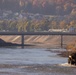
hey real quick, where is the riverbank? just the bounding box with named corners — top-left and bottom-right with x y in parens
top-left (0, 35), bottom-right (76, 48)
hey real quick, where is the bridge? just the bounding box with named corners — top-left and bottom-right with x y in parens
top-left (0, 32), bottom-right (76, 48)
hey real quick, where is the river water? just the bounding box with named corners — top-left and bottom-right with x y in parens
top-left (0, 48), bottom-right (76, 75)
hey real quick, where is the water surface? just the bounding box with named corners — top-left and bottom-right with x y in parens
top-left (0, 48), bottom-right (75, 75)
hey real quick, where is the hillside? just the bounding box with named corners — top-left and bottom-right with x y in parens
top-left (0, 0), bottom-right (76, 15)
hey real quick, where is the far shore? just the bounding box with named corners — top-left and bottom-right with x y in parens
top-left (0, 35), bottom-right (76, 48)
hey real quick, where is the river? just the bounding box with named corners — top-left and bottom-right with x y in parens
top-left (0, 48), bottom-right (76, 75)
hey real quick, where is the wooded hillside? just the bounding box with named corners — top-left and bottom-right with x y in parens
top-left (0, 0), bottom-right (76, 15)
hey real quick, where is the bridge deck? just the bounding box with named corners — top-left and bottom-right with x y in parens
top-left (0, 32), bottom-right (76, 35)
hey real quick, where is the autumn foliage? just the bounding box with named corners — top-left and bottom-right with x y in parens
top-left (0, 0), bottom-right (76, 15)
top-left (67, 41), bottom-right (76, 51)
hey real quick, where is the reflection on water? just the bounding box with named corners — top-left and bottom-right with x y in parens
top-left (0, 48), bottom-right (76, 75)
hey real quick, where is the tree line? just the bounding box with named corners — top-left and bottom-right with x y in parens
top-left (0, 19), bottom-right (76, 32)
top-left (0, 0), bottom-right (76, 15)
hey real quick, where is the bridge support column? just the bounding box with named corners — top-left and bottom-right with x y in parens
top-left (61, 35), bottom-right (63, 48)
top-left (21, 35), bottom-right (24, 48)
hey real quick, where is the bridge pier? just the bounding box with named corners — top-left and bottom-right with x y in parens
top-left (21, 35), bottom-right (24, 48)
top-left (61, 35), bottom-right (63, 48)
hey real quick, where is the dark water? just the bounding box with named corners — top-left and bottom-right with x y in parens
top-left (0, 48), bottom-right (76, 75)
